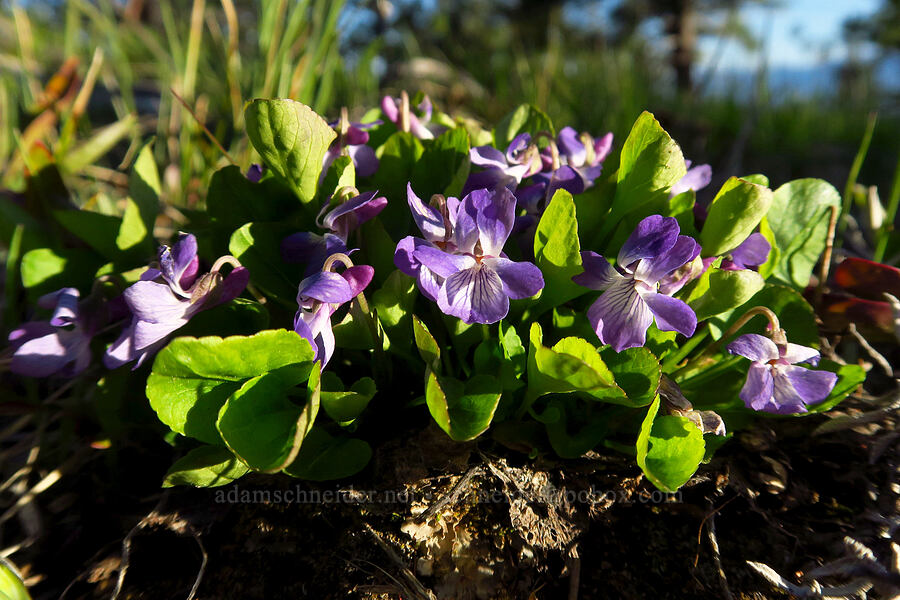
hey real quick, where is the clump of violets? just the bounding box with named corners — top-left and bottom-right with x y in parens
top-left (573, 215), bottom-right (699, 351)
top-left (104, 233), bottom-right (249, 369)
top-left (8, 288), bottom-right (98, 377)
top-left (727, 333), bottom-right (837, 414)
top-left (281, 188), bottom-right (387, 274)
top-left (323, 107), bottom-right (379, 179)
top-left (293, 254), bottom-right (373, 366)
top-left (553, 126), bottom-right (613, 188)
top-left (466, 133), bottom-right (543, 195)
top-left (395, 184), bottom-right (544, 324)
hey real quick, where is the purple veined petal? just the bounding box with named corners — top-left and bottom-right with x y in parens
top-left (10, 332), bottom-right (71, 377)
top-left (407, 183), bottom-right (446, 242)
top-left (215, 266), bottom-right (250, 306)
top-left (297, 271), bottom-right (354, 305)
top-left (315, 313), bottom-right (337, 365)
top-left (346, 125), bottom-right (369, 146)
top-left (557, 127), bottom-right (586, 167)
top-left (38, 287), bottom-right (80, 327)
top-left (414, 245), bottom-right (476, 279)
top-left (394, 235), bottom-right (424, 277)
top-left (728, 233), bottom-right (771, 269)
top-left (124, 281), bottom-right (192, 324)
top-left (617, 215), bottom-right (680, 268)
top-left (381, 96), bottom-right (399, 123)
top-left (159, 233), bottom-right (200, 294)
top-left (65, 337), bottom-right (93, 377)
top-left (586, 278), bottom-right (654, 351)
top-left (340, 265), bottom-right (374, 299)
top-left (132, 338), bottom-right (168, 370)
top-left (348, 144), bottom-right (379, 177)
top-left (417, 265), bottom-right (443, 302)
top-left (140, 267), bottom-right (162, 281)
top-left (546, 165), bottom-right (585, 199)
top-left (246, 164), bottom-right (264, 183)
top-left (780, 343), bottom-right (820, 366)
top-left (505, 133), bottom-right (532, 164)
top-left (640, 291), bottom-right (697, 337)
top-left (461, 169), bottom-right (517, 198)
top-left (8, 321), bottom-right (55, 348)
top-left (321, 191), bottom-right (387, 240)
top-left (470, 145), bottom-right (508, 169)
top-left (133, 317), bottom-right (188, 352)
top-left (438, 265), bottom-right (509, 324)
top-left (572, 251), bottom-right (622, 291)
top-left (739, 363), bottom-right (776, 411)
top-left (104, 325), bottom-right (135, 369)
top-left (670, 163), bottom-right (713, 197)
top-left (776, 366), bottom-right (838, 410)
top-left (657, 255), bottom-right (709, 296)
top-left (293, 311), bottom-right (318, 359)
top-left (594, 132), bottom-right (613, 163)
top-left (632, 235), bottom-right (701, 286)
top-left (472, 187), bottom-right (516, 257)
top-left (727, 333), bottom-right (779, 363)
top-left (577, 163), bottom-right (604, 187)
top-left (452, 194), bottom-right (480, 254)
top-left (483, 257), bottom-right (544, 299)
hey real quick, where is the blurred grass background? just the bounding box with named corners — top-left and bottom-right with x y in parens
top-left (0, 0), bottom-right (898, 253)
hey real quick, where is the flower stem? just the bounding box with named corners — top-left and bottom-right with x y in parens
top-left (671, 306), bottom-right (783, 378)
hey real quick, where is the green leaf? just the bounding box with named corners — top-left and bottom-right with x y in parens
top-left (740, 174), bottom-right (769, 187)
top-left (372, 269), bottom-right (417, 349)
top-left (318, 155), bottom-right (356, 205)
top-left (20, 246), bottom-right (101, 298)
top-left (162, 446), bottom-right (249, 488)
top-left (372, 132), bottom-right (424, 237)
top-left (283, 427), bottom-right (372, 480)
top-left (320, 377), bottom-right (376, 424)
top-left (526, 323), bottom-right (625, 403)
top-left (425, 371), bottom-right (502, 441)
top-left (766, 179), bottom-right (840, 288)
top-left (0, 559), bottom-right (31, 600)
top-left (118, 140), bottom-right (160, 255)
top-left (244, 99), bottom-right (336, 203)
top-left (700, 177), bottom-right (773, 257)
top-left (493, 103), bottom-right (554, 150)
top-left (636, 396), bottom-right (705, 492)
top-left (177, 297), bottom-right (270, 339)
top-left (207, 166), bottom-right (301, 253)
top-left (499, 320), bottom-right (526, 378)
top-left (412, 315), bottom-right (441, 371)
top-left (52, 209), bottom-right (122, 259)
top-left (216, 365), bottom-right (319, 472)
top-left (530, 189), bottom-right (584, 316)
top-left (600, 346), bottom-right (661, 407)
top-left (229, 222), bottom-right (304, 305)
top-left (689, 268), bottom-right (765, 321)
top-left (598, 111), bottom-right (686, 242)
top-left (539, 397), bottom-right (624, 459)
top-left (411, 127), bottom-right (471, 197)
top-left (146, 330), bottom-right (315, 445)
top-left (714, 284), bottom-right (818, 346)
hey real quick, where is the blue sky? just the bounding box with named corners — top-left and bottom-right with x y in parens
top-left (698, 0), bottom-right (882, 70)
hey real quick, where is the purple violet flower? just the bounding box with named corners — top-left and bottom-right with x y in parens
top-left (555, 126), bottom-right (613, 188)
top-left (281, 190), bottom-right (387, 274)
top-left (323, 111), bottom-right (380, 179)
top-left (381, 93), bottom-right (439, 140)
top-left (8, 288), bottom-right (96, 377)
top-left (727, 333), bottom-right (838, 414)
top-left (465, 133), bottom-right (543, 196)
top-left (104, 233), bottom-right (249, 369)
top-left (246, 164), bottom-right (265, 183)
top-left (721, 233), bottom-right (771, 271)
top-left (573, 215), bottom-right (700, 352)
top-left (293, 259), bottom-right (374, 365)
top-left (396, 184), bottom-right (544, 324)
top-left (670, 160), bottom-right (713, 197)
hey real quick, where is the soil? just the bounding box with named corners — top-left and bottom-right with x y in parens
top-left (2, 373), bottom-right (898, 600)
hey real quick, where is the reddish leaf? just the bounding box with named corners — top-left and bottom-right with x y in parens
top-left (833, 257), bottom-right (900, 301)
